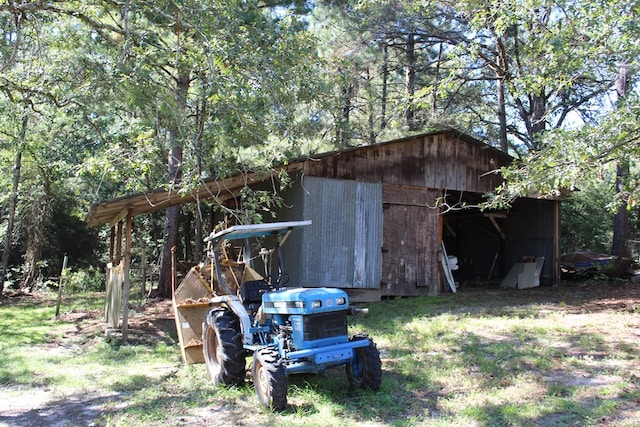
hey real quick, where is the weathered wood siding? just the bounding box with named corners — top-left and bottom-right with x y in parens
top-left (302, 132), bottom-right (509, 193)
top-left (380, 184), bottom-right (441, 296)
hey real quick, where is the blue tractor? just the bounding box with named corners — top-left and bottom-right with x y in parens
top-left (201, 221), bottom-right (382, 410)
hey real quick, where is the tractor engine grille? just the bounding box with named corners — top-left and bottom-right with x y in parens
top-left (302, 311), bottom-right (348, 341)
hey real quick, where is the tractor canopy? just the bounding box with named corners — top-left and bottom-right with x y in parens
top-left (204, 220), bottom-right (312, 251)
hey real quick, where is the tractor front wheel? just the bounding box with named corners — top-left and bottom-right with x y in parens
top-left (252, 347), bottom-right (287, 411)
top-left (203, 308), bottom-right (246, 386)
top-left (346, 334), bottom-right (382, 390)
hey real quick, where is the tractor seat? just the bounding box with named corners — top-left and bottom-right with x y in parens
top-left (240, 280), bottom-right (271, 305)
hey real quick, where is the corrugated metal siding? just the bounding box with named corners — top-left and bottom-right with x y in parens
top-left (289, 177), bottom-right (382, 289)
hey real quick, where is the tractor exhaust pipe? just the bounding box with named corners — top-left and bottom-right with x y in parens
top-left (348, 306), bottom-right (369, 315)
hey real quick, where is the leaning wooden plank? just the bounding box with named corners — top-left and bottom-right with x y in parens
top-left (104, 262), bottom-right (123, 329)
top-left (440, 242), bottom-right (457, 293)
top-left (535, 257), bottom-right (545, 277)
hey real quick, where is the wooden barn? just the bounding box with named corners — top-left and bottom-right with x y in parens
top-left (263, 129), bottom-right (559, 299)
top-left (87, 128), bottom-right (560, 300)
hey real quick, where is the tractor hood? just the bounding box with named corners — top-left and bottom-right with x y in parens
top-left (262, 287), bottom-right (349, 315)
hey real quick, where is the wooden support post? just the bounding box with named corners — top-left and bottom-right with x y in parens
top-left (109, 226), bottom-right (115, 264)
top-left (141, 245), bottom-right (146, 300)
top-left (55, 255), bottom-right (68, 318)
top-left (116, 221), bottom-right (123, 265)
top-left (437, 204), bottom-right (444, 295)
top-left (171, 245), bottom-right (177, 294)
top-left (553, 199), bottom-right (561, 286)
top-left (122, 210), bottom-right (133, 344)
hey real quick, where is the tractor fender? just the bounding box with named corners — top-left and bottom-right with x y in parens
top-left (209, 295), bottom-right (254, 346)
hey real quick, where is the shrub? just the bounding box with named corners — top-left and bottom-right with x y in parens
top-left (64, 267), bottom-right (105, 292)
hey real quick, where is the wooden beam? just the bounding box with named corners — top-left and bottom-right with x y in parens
top-left (109, 206), bottom-right (130, 228)
top-left (484, 213), bottom-right (506, 239)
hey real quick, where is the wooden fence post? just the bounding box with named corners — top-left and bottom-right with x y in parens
top-left (55, 255), bottom-right (68, 318)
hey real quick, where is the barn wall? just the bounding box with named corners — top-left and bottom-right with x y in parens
top-left (303, 132), bottom-right (510, 193)
top-left (269, 130), bottom-right (556, 295)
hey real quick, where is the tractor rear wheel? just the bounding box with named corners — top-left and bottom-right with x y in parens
top-left (203, 308), bottom-right (246, 386)
top-left (346, 334), bottom-right (382, 390)
top-left (252, 347), bottom-right (287, 411)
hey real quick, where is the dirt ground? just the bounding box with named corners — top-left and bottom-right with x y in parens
top-left (1, 281), bottom-right (639, 426)
top-left (461, 280), bottom-right (640, 314)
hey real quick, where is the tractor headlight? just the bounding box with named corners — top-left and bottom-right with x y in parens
top-left (271, 300), bottom-right (306, 309)
top-left (336, 297), bottom-right (346, 306)
top-left (311, 300), bottom-right (322, 308)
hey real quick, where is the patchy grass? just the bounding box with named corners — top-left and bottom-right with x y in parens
top-left (1, 283), bottom-right (639, 426)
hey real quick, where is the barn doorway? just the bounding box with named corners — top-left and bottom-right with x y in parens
top-left (442, 191), bottom-right (559, 288)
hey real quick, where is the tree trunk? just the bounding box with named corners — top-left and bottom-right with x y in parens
top-left (183, 209), bottom-right (192, 260)
top-left (0, 115), bottom-right (26, 294)
top-left (23, 169), bottom-right (51, 290)
top-left (432, 42), bottom-right (443, 116)
top-left (194, 201), bottom-right (203, 262)
top-left (157, 69), bottom-right (189, 298)
top-left (496, 37), bottom-right (508, 152)
top-left (404, 31), bottom-right (417, 130)
top-left (612, 161), bottom-right (629, 257)
top-left (380, 41), bottom-right (389, 130)
top-left (611, 64), bottom-right (631, 258)
top-left (366, 67), bottom-right (375, 145)
top-left (338, 72), bottom-right (354, 147)
top-left (497, 77), bottom-right (508, 152)
top-left (193, 96), bottom-right (206, 262)
top-left (529, 92), bottom-right (547, 150)
top-left (157, 157), bottom-right (183, 298)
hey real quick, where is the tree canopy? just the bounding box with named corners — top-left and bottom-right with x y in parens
top-left (1, 0), bottom-right (639, 293)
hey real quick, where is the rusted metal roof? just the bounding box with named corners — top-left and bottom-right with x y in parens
top-left (85, 163), bottom-right (304, 226)
top-left (86, 128), bottom-right (511, 227)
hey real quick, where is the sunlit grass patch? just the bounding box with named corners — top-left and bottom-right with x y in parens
top-left (2, 286), bottom-right (640, 426)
